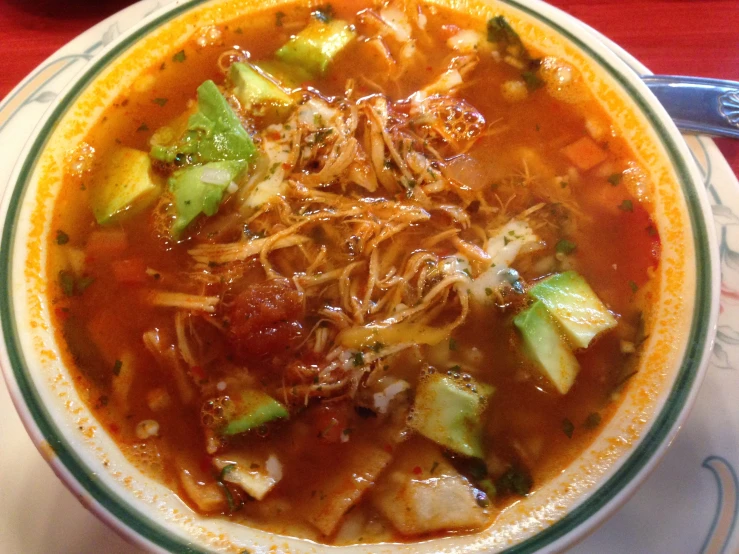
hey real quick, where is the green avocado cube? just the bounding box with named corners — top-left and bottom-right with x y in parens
top-left (230, 62), bottom-right (295, 114)
top-left (276, 19), bottom-right (356, 76)
top-left (168, 159), bottom-right (246, 238)
top-left (223, 390), bottom-right (289, 436)
top-left (409, 373), bottom-right (494, 458)
top-left (150, 80), bottom-right (256, 165)
top-left (529, 271), bottom-right (617, 349)
top-left (91, 147), bottom-right (161, 225)
top-left (514, 300), bottom-right (581, 394)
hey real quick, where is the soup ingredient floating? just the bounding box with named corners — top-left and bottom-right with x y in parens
top-left (49, 0), bottom-right (661, 545)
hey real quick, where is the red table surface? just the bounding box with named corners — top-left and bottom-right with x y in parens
top-left (1, 0), bottom-right (738, 173)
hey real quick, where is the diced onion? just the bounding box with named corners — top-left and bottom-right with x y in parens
top-left (135, 419), bottom-right (160, 439)
top-left (373, 380), bottom-right (410, 414)
top-left (265, 455), bottom-right (283, 482)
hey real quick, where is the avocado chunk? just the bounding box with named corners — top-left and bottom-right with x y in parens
top-left (275, 19), bottom-right (356, 76)
top-left (409, 372), bottom-right (494, 458)
top-left (529, 271), bottom-right (617, 349)
top-left (168, 159), bottom-right (246, 238)
top-left (91, 147), bottom-right (161, 225)
top-left (514, 300), bottom-right (580, 394)
top-left (222, 390), bottom-right (289, 436)
top-left (254, 60), bottom-right (312, 89)
top-left (229, 62), bottom-right (295, 116)
top-left (150, 80), bottom-right (256, 165)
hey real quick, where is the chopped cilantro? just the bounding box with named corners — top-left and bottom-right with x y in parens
top-left (522, 70), bottom-right (544, 90)
top-left (485, 287), bottom-right (493, 296)
top-left (562, 418), bottom-right (574, 438)
top-left (172, 50), bottom-right (186, 63)
top-left (113, 360), bottom-right (123, 376)
top-left (449, 338), bottom-right (458, 351)
top-left (76, 276), bottom-right (95, 293)
top-left (275, 11), bottom-right (286, 26)
top-left (607, 172), bottom-right (623, 186)
top-left (619, 199), bottom-right (634, 212)
top-left (59, 270), bottom-right (75, 297)
top-left (371, 342), bottom-right (384, 353)
top-left (555, 239), bottom-right (577, 255)
top-left (584, 412), bottom-right (602, 429)
top-left (353, 352), bottom-right (364, 367)
top-left (137, 123), bottom-right (149, 132)
top-left (219, 463), bottom-right (237, 480)
top-left (59, 271), bottom-right (94, 297)
top-left (487, 15), bottom-right (521, 47)
top-left (152, 97), bottom-right (168, 107)
top-left (496, 466), bottom-right (532, 497)
top-left (628, 280), bottom-right (638, 293)
top-left (55, 230), bottom-right (70, 245)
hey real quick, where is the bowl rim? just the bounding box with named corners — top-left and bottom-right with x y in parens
top-left (0, 0), bottom-right (720, 552)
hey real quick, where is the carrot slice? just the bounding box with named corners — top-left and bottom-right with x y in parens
top-left (86, 229), bottom-right (129, 259)
top-left (111, 258), bottom-right (147, 284)
top-left (561, 136), bottom-right (608, 170)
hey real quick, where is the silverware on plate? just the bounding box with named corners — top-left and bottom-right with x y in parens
top-left (644, 75), bottom-right (739, 139)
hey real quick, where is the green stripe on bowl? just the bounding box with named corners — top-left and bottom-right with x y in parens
top-left (0, 0), bottom-right (717, 552)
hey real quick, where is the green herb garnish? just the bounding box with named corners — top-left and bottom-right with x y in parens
top-left (619, 199), bottom-right (634, 212)
top-left (562, 418), bottom-right (574, 438)
top-left (522, 70), bottom-right (544, 90)
top-left (55, 230), bottom-right (70, 245)
top-left (584, 412), bottom-right (602, 429)
top-left (607, 172), bottom-right (622, 186)
top-left (555, 239), bottom-right (577, 255)
top-left (219, 463), bottom-right (238, 480)
top-left (496, 466), bottom-right (532, 496)
top-left (59, 270), bottom-right (75, 297)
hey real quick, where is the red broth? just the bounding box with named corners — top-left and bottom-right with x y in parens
top-left (48, 0), bottom-right (660, 544)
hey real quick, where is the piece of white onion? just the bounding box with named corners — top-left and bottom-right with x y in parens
top-left (200, 167), bottom-right (232, 186)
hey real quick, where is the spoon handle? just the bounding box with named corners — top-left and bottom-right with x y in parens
top-left (642, 74), bottom-right (739, 139)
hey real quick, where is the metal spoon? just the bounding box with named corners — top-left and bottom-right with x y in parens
top-left (643, 75), bottom-right (739, 139)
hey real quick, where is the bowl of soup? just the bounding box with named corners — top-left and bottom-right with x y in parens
top-left (0, 0), bottom-right (719, 551)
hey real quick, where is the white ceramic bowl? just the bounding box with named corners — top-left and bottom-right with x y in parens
top-left (0, 0), bottom-right (720, 552)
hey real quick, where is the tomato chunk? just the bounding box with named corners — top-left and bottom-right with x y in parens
top-left (226, 280), bottom-right (304, 361)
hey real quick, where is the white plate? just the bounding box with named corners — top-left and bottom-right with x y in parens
top-left (0, 1), bottom-right (736, 552)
